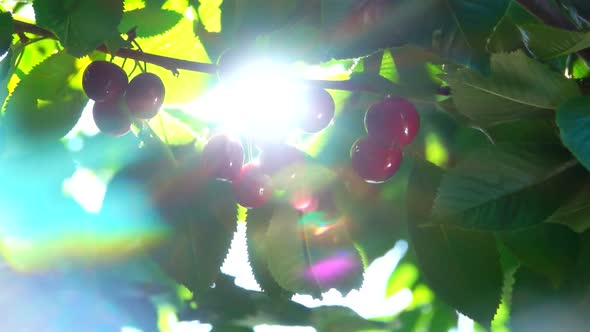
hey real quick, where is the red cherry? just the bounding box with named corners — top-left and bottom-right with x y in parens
top-left (92, 100), bottom-right (131, 136)
top-left (232, 162), bottom-right (272, 208)
top-left (82, 61), bottom-right (128, 102)
top-left (365, 97), bottom-right (420, 147)
top-left (299, 89), bottom-right (335, 133)
top-left (126, 72), bottom-right (165, 119)
top-left (202, 134), bottom-right (244, 181)
top-left (258, 143), bottom-right (306, 175)
top-left (350, 137), bottom-right (402, 183)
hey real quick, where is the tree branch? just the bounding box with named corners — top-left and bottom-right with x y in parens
top-left (13, 20), bottom-right (218, 74)
top-left (12, 20), bottom-right (449, 97)
top-left (13, 19), bottom-right (383, 92)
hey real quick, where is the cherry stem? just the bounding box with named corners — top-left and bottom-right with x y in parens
top-left (12, 19), bottom-right (444, 95)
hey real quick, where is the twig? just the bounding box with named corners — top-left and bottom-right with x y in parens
top-left (12, 19), bottom-right (447, 95)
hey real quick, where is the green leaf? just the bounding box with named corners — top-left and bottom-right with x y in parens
top-left (33, 0), bottom-right (124, 57)
top-left (0, 11), bottom-right (13, 56)
top-left (546, 182), bottom-right (590, 233)
top-left (518, 23), bottom-right (590, 60)
top-left (320, 0), bottom-right (357, 27)
top-left (408, 160), bottom-right (505, 325)
top-left (446, 0), bottom-right (510, 51)
top-left (246, 204), bottom-right (293, 298)
top-left (152, 160), bottom-right (238, 293)
top-left (432, 146), bottom-right (583, 230)
top-left (498, 223), bottom-right (579, 286)
top-left (511, 266), bottom-right (588, 331)
top-left (448, 50), bottom-right (580, 124)
top-left (196, 0), bottom-right (222, 33)
top-left (556, 95), bottom-right (590, 172)
top-left (119, 8), bottom-right (183, 38)
top-left (486, 1), bottom-right (535, 53)
top-left (310, 306), bottom-right (387, 332)
top-left (412, 226), bottom-right (503, 326)
top-left (265, 201), bottom-right (364, 297)
top-left (149, 110), bottom-right (198, 145)
top-left (385, 263), bottom-right (419, 297)
top-left (103, 33), bottom-right (131, 54)
top-left (4, 51), bottom-right (88, 141)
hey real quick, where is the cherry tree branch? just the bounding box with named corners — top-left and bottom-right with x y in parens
top-left (12, 19), bottom-right (380, 92)
top-left (13, 20), bottom-right (218, 74)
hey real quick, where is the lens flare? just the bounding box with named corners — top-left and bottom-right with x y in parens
top-left (191, 59), bottom-right (307, 141)
top-left (304, 251), bottom-right (360, 286)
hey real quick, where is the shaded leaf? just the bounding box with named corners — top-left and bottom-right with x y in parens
top-left (446, 0), bottom-right (510, 51)
top-left (546, 181), bottom-right (590, 233)
top-left (0, 11), bottom-right (13, 56)
top-left (265, 201), bottom-right (364, 297)
top-left (245, 203), bottom-right (293, 298)
top-left (151, 159), bottom-right (238, 293)
top-left (33, 0), bottom-right (124, 57)
top-left (408, 160), bottom-right (503, 325)
top-left (557, 95), bottom-right (590, 172)
top-left (498, 223), bottom-right (579, 286)
top-left (178, 274), bottom-right (312, 326)
top-left (448, 50), bottom-right (580, 124)
top-left (432, 146), bottom-right (583, 230)
top-left (486, 1), bottom-right (535, 53)
top-left (519, 23), bottom-right (590, 59)
top-left (511, 266), bottom-right (589, 331)
top-left (310, 306), bottom-right (387, 332)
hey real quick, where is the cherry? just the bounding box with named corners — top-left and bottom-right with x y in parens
top-left (82, 61), bottom-right (128, 102)
top-left (364, 97), bottom-right (420, 147)
top-left (202, 134), bottom-right (244, 181)
top-left (350, 137), bottom-right (402, 183)
top-left (92, 100), bottom-right (131, 136)
top-left (126, 72), bottom-right (165, 119)
top-left (232, 162), bottom-right (272, 208)
top-left (437, 86), bottom-right (451, 96)
top-left (299, 88), bottom-right (335, 133)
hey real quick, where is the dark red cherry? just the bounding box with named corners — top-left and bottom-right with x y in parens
top-left (126, 73), bottom-right (165, 119)
top-left (232, 162), bottom-right (272, 208)
top-left (350, 137), bottom-right (402, 183)
top-left (82, 61), bottom-right (128, 102)
top-left (299, 89), bottom-right (335, 133)
top-left (92, 100), bottom-right (131, 136)
top-left (365, 97), bottom-right (420, 147)
top-left (202, 134), bottom-right (244, 181)
top-left (258, 143), bottom-right (306, 175)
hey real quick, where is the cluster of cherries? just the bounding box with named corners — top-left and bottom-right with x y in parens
top-left (201, 93), bottom-right (335, 209)
top-left (82, 52), bottom-right (420, 209)
top-left (201, 96), bottom-right (420, 209)
top-left (350, 97), bottom-right (420, 183)
top-left (82, 61), bottom-right (165, 136)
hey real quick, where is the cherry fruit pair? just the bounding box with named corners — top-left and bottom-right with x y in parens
top-left (351, 97), bottom-right (420, 183)
top-left (82, 61), bottom-right (165, 136)
top-left (202, 135), bottom-right (308, 209)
